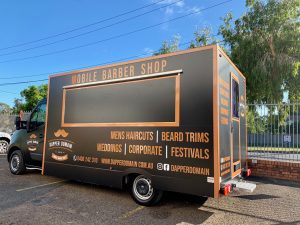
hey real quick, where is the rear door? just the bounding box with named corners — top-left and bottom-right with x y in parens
top-left (230, 72), bottom-right (241, 178)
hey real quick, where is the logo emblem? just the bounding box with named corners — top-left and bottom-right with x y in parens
top-left (30, 134), bottom-right (37, 139)
top-left (48, 129), bottom-right (73, 162)
top-left (54, 129), bottom-right (69, 138)
top-left (27, 134), bottom-right (38, 151)
top-left (157, 163), bottom-right (170, 171)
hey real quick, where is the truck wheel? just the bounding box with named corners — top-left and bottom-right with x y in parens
top-left (131, 175), bottom-right (163, 206)
top-left (9, 150), bottom-right (26, 175)
top-left (0, 139), bottom-right (9, 154)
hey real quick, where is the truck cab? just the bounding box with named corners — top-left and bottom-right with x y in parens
top-left (7, 98), bottom-right (46, 174)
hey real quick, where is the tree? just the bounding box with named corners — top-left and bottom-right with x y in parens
top-left (219, 0), bottom-right (300, 103)
top-left (153, 35), bottom-right (180, 56)
top-left (0, 102), bottom-right (11, 113)
top-left (189, 27), bottom-right (217, 48)
top-left (12, 98), bottom-right (23, 114)
top-left (13, 84), bottom-right (48, 112)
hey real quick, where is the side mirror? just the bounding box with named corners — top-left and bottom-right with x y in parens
top-left (15, 116), bottom-right (21, 130)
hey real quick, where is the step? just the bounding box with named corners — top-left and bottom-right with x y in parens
top-left (226, 180), bottom-right (257, 192)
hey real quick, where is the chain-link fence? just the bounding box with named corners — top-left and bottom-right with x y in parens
top-left (247, 102), bottom-right (300, 162)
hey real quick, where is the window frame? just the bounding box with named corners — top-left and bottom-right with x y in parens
top-left (232, 76), bottom-right (239, 119)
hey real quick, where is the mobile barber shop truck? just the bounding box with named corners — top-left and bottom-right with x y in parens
top-left (7, 45), bottom-right (254, 205)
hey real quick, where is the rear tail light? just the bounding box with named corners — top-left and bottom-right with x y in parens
top-left (243, 169), bottom-right (252, 177)
top-left (221, 184), bottom-right (232, 196)
top-left (247, 169), bottom-right (252, 177)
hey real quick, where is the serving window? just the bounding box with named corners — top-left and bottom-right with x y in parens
top-left (61, 74), bottom-right (180, 127)
top-left (232, 75), bottom-right (239, 118)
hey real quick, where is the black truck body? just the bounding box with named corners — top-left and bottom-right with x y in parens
top-left (8, 45), bottom-right (248, 204)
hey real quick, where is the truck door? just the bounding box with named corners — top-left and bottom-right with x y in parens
top-left (231, 73), bottom-right (241, 178)
top-left (26, 100), bottom-right (46, 167)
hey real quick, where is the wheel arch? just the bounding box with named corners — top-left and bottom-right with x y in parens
top-left (0, 137), bottom-right (10, 144)
top-left (7, 146), bottom-right (23, 162)
top-left (122, 168), bottom-right (153, 188)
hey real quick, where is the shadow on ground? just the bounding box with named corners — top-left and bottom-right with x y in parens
top-left (247, 176), bottom-right (300, 188)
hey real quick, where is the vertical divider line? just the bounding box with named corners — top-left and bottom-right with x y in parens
top-left (165, 145), bottom-right (168, 159)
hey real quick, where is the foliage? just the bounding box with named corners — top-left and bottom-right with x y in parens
top-left (154, 26), bottom-right (219, 56)
top-left (247, 107), bottom-right (267, 133)
top-left (189, 27), bottom-right (217, 48)
top-left (12, 84), bottom-right (48, 113)
top-left (247, 102), bottom-right (300, 134)
top-left (219, 0), bottom-right (300, 103)
top-left (153, 35), bottom-right (180, 55)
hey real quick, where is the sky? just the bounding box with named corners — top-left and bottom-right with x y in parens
top-left (0, 0), bottom-right (246, 107)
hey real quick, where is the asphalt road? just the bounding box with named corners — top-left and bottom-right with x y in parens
top-left (0, 155), bottom-right (300, 225)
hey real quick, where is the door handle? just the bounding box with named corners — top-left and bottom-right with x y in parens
top-left (39, 134), bottom-right (44, 138)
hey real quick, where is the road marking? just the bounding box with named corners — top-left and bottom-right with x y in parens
top-left (16, 180), bottom-right (65, 192)
top-left (0, 169), bottom-right (4, 171)
top-left (176, 223), bottom-right (194, 225)
top-left (118, 206), bottom-right (145, 220)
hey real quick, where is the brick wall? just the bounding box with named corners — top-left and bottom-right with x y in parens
top-left (247, 159), bottom-right (300, 182)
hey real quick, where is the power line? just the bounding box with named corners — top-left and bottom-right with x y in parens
top-left (0, 34), bottom-right (222, 80)
top-left (0, 0), bottom-right (232, 64)
top-left (0, 0), bottom-right (183, 57)
top-left (0, 0), bottom-right (168, 51)
top-left (0, 78), bottom-right (48, 86)
top-left (0, 40), bottom-right (225, 86)
top-left (0, 41), bottom-right (193, 86)
top-left (0, 54), bottom-right (151, 80)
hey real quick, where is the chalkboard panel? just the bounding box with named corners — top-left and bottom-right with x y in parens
top-left (62, 76), bottom-right (179, 126)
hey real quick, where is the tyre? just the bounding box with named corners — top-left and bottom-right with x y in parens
top-left (131, 175), bottom-right (163, 206)
top-left (9, 150), bottom-right (26, 175)
top-left (0, 139), bottom-right (9, 154)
